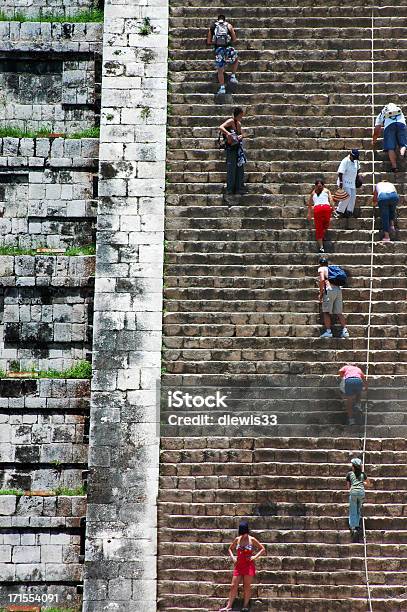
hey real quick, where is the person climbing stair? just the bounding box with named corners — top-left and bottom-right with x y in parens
top-left (346, 457), bottom-right (372, 542)
top-left (307, 179), bottom-right (335, 252)
top-left (318, 257), bottom-right (350, 338)
top-left (372, 103), bottom-right (407, 172)
top-left (338, 363), bottom-right (368, 425)
top-left (207, 14), bottom-right (239, 95)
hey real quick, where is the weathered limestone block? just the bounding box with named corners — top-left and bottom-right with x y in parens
top-left (84, 0), bottom-right (167, 609)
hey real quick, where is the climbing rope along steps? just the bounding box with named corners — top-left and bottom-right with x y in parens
top-left (361, 5), bottom-right (376, 611)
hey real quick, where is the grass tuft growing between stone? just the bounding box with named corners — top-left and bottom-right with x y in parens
top-left (0, 489), bottom-right (24, 495)
top-left (0, 125), bottom-right (51, 138)
top-left (1, 360), bottom-right (92, 379)
top-left (138, 16), bottom-right (153, 36)
top-left (53, 485), bottom-right (87, 496)
top-left (64, 244), bottom-right (96, 255)
top-left (68, 126), bottom-right (100, 139)
top-left (0, 125), bottom-right (100, 139)
top-left (0, 8), bottom-right (103, 22)
top-left (0, 244), bottom-right (96, 256)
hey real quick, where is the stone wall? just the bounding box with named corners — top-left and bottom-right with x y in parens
top-left (0, 22), bottom-right (102, 132)
top-left (84, 0), bottom-right (167, 609)
top-left (0, 11), bottom-right (102, 608)
top-left (0, 256), bottom-right (95, 371)
top-left (0, 137), bottom-right (98, 250)
top-left (0, 493), bottom-right (85, 610)
top-left (0, 0), bottom-right (100, 19)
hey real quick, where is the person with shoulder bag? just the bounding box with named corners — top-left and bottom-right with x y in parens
top-left (318, 257), bottom-right (349, 339)
top-left (219, 107), bottom-right (247, 195)
top-left (334, 149), bottom-right (361, 218)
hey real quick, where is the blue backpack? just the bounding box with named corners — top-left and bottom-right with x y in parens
top-left (328, 265), bottom-right (347, 286)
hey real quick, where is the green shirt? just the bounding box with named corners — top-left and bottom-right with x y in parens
top-left (346, 471), bottom-right (367, 492)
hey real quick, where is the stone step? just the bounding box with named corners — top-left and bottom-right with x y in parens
top-left (164, 215), bottom-right (405, 229)
top-left (159, 538), bottom-right (407, 558)
top-left (163, 311), bottom-right (407, 326)
top-left (165, 229), bottom-right (407, 243)
top-left (163, 361), bottom-right (407, 376)
top-left (168, 69), bottom-right (405, 83)
top-left (164, 287), bottom-right (407, 302)
top-left (168, 59), bottom-right (406, 75)
top-left (166, 115), bottom-right (373, 128)
top-left (160, 461), bottom-right (407, 479)
top-left (160, 476), bottom-right (406, 500)
top-left (163, 337), bottom-right (407, 353)
top-left (169, 80), bottom-right (374, 95)
top-left (158, 474), bottom-right (407, 492)
top-left (164, 200), bottom-right (400, 214)
top-left (165, 252), bottom-right (407, 265)
top-left (158, 552), bottom-right (407, 573)
top-left (159, 567), bottom-right (407, 587)
top-left (169, 0), bottom-right (391, 6)
top-left (170, 6), bottom-right (406, 17)
top-left (164, 276), bottom-right (407, 290)
top-left (163, 297), bottom-right (406, 314)
top-left (159, 594), bottom-right (405, 611)
top-left (162, 375), bottom-right (407, 392)
top-left (166, 241), bottom-right (407, 256)
top-left (158, 582), bottom-right (406, 599)
top-left (160, 436), bottom-right (407, 451)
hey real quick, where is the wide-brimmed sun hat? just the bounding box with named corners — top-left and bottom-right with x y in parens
top-left (333, 188), bottom-right (350, 202)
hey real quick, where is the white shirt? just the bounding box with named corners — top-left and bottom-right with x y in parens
top-left (337, 155), bottom-right (360, 189)
top-left (375, 108), bottom-right (406, 130)
top-left (376, 181), bottom-right (397, 196)
top-left (312, 189), bottom-right (330, 206)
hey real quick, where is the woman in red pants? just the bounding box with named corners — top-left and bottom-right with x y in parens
top-left (307, 179), bottom-right (335, 253)
top-left (219, 521), bottom-right (265, 612)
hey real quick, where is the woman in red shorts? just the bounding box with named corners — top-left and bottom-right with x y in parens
top-left (219, 521), bottom-right (265, 612)
top-left (307, 178), bottom-right (335, 253)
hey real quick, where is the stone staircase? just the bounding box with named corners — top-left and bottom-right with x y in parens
top-left (159, 0), bottom-right (407, 609)
top-left (159, 436), bottom-right (407, 611)
top-left (162, 0), bottom-right (407, 424)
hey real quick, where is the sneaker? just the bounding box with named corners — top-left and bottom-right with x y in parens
top-left (318, 246), bottom-right (325, 253)
top-left (348, 417), bottom-right (356, 426)
top-left (229, 74), bottom-right (238, 84)
top-left (381, 236), bottom-right (391, 242)
top-left (217, 85), bottom-right (226, 94)
top-left (340, 328), bottom-right (350, 338)
top-left (389, 223), bottom-right (396, 232)
top-left (351, 528), bottom-right (360, 542)
top-left (320, 330), bottom-right (333, 338)
top-left (334, 211), bottom-right (345, 219)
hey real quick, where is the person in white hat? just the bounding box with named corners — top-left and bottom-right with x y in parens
top-left (346, 458), bottom-right (371, 541)
top-left (373, 103), bottom-right (407, 172)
